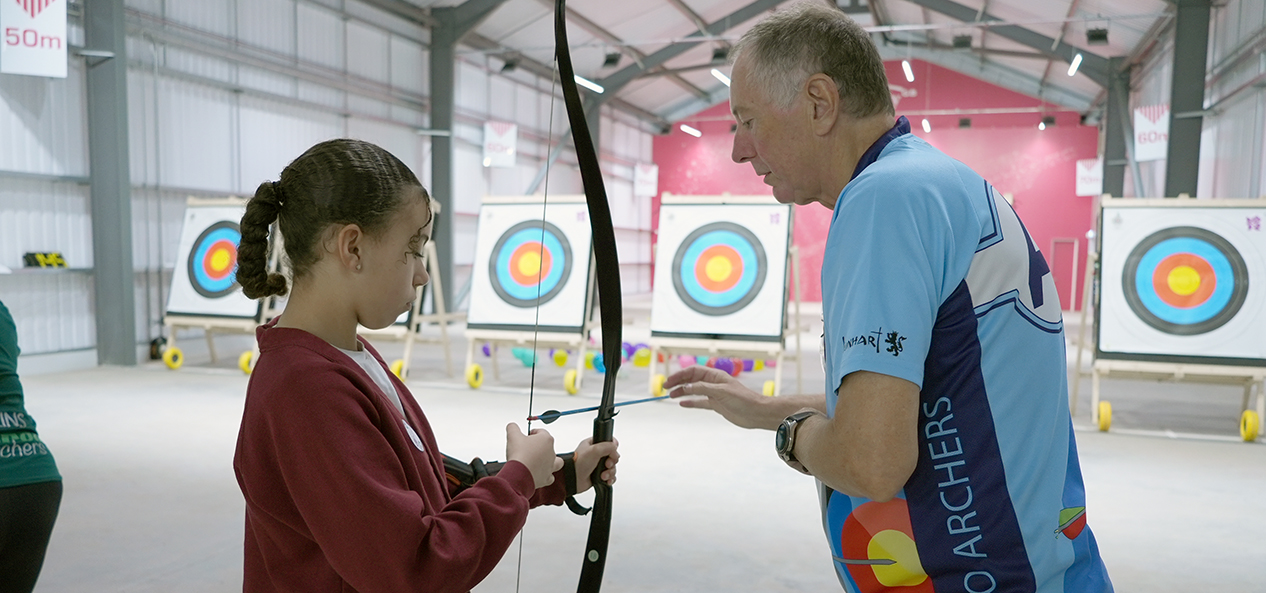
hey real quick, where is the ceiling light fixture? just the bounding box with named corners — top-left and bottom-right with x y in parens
top-left (902, 59), bottom-right (914, 83)
top-left (1067, 53), bottom-right (1083, 76)
top-left (574, 75), bottom-right (605, 94)
top-left (710, 68), bottom-right (731, 87)
top-left (921, 118), bottom-right (931, 133)
top-left (679, 124), bottom-right (702, 137)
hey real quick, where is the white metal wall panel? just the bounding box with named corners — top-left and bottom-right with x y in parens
top-left (453, 144), bottom-right (490, 218)
top-left (166, 0), bottom-right (233, 38)
top-left (297, 80), bottom-right (345, 111)
top-left (390, 104), bottom-right (426, 127)
top-left (390, 36), bottom-right (427, 96)
top-left (457, 61), bottom-right (488, 116)
top-left (347, 21), bottom-right (390, 84)
top-left (0, 61), bottom-right (88, 176)
top-left (158, 78), bottom-right (236, 194)
top-left (345, 117), bottom-right (425, 177)
top-left (239, 65), bottom-right (297, 98)
top-left (348, 95), bottom-right (390, 119)
top-left (297, 2), bottom-right (345, 71)
top-left (237, 96), bottom-right (343, 191)
top-left (0, 178), bottom-right (93, 270)
top-left (126, 0), bottom-right (163, 13)
top-left (164, 46), bottom-right (235, 85)
top-left (0, 272), bottom-right (95, 355)
top-left (488, 75), bottom-right (517, 122)
top-left (238, 0), bottom-right (297, 57)
top-left (128, 70), bottom-right (159, 187)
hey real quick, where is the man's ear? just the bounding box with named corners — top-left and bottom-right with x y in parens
top-left (804, 74), bottom-right (839, 136)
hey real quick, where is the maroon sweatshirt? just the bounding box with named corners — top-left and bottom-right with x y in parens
top-left (234, 321), bottom-right (566, 592)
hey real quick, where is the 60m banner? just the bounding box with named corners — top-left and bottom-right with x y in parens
top-left (2, 0), bottom-right (67, 78)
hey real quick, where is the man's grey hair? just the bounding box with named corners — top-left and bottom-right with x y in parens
top-left (730, 2), bottom-right (894, 118)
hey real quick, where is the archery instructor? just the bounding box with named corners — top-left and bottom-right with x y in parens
top-left (663, 4), bottom-right (1113, 592)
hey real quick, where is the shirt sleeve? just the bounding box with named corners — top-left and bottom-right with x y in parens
top-left (821, 175), bottom-right (957, 404)
top-left (239, 362), bottom-right (536, 593)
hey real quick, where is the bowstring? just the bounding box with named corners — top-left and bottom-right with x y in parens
top-left (515, 46), bottom-right (561, 593)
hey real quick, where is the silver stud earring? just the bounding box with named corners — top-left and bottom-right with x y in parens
top-left (356, 264), bottom-right (362, 271)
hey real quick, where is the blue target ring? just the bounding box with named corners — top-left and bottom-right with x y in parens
top-left (1123, 226), bottom-right (1249, 335)
top-left (489, 220), bottom-right (573, 308)
top-left (187, 221), bottom-right (241, 298)
top-left (672, 222), bottom-right (767, 316)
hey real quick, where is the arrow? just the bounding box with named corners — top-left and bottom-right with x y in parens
top-left (529, 394), bottom-right (674, 424)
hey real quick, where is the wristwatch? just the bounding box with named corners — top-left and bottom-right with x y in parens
top-left (775, 410), bottom-right (819, 475)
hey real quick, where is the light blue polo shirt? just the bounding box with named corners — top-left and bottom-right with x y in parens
top-left (818, 119), bottom-right (1112, 593)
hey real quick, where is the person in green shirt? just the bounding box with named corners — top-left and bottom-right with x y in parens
top-left (0, 299), bottom-right (62, 593)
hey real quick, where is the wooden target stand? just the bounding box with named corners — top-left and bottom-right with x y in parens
top-left (1070, 195), bottom-right (1266, 441)
top-left (645, 244), bottom-right (805, 398)
top-left (356, 238), bottom-right (461, 380)
top-left (463, 258), bottom-right (598, 395)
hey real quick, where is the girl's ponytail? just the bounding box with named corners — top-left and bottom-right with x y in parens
top-left (237, 181), bottom-right (289, 299)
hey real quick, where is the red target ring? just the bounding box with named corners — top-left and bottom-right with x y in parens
top-left (1150, 253), bottom-right (1216, 309)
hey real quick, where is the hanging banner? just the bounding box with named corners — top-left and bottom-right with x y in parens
top-left (1, 0), bottom-right (67, 78)
top-left (634, 163), bottom-right (659, 198)
top-left (482, 121), bottom-right (517, 168)
top-left (1075, 158), bottom-right (1103, 197)
top-left (1133, 104), bottom-right (1169, 162)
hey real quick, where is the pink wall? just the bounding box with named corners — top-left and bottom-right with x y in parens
top-left (652, 59), bottom-right (1099, 310)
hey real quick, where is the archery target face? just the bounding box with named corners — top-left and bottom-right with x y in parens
top-left (1099, 206), bottom-right (1266, 362)
top-left (466, 202), bottom-right (593, 332)
top-left (490, 220), bottom-right (573, 308)
top-left (672, 222), bottom-right (767, 315)
top-left (188, 222), bottom-right (241, 298)
top-left (651, 203), bottom-right (791, 340)
top-left (166, 204), bottom-right (260, 319)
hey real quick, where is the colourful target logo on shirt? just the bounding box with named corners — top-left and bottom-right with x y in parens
top-left (836, 498), bottom-right (933, 593)
top-left (187, 221), bottom-right (241, 298)
top-left (670, 222), bottom-right (767, 315)
top-left (1122, 226), bottom-right (1249, 335)
top-left (489, 220), bottom-right (573, 308)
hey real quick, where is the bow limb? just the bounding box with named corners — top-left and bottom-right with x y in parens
top-left (554, 1), bottom-right (621, 591)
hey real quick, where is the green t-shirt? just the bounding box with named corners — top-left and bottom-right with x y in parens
top-left (0, 300), bottom-right (60, 488)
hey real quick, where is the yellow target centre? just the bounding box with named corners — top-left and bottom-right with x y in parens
top-left (1167, 265), bottom-right (1201, 296)
top-left (517, 251), bottom-right (542, 277)
top-left (705, 256), bottom-right (732, 282)
top-left (210, 249), bottom-right (232, 272)
top-left (868, 530), bottom-right (928, 587)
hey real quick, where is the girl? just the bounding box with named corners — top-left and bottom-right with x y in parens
top-left (233, 139), bottom-right (617, 592)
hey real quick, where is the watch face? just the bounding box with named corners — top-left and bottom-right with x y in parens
top-left (774, 422), bottom-right (789, 452)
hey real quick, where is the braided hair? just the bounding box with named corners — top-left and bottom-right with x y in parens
top-left (236, 139), bottom-right (429, 299)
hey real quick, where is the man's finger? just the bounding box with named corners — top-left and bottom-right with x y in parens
top-left (677, 396), bottom-right (715, 410)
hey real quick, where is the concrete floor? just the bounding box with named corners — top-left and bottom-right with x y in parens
top-left (15, 305), bottom-right (1266, 592)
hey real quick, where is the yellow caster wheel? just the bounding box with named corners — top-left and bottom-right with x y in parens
top-left (162, 346), bottom-right (184, 370)
top-left (466, 364), bottom-right (484, 389)
top-left (553, 349), bottom-right (568, 367)
top-left (390, 359), bottom-right (405, 379)
top-left (762, 380), bottom-right (776, 397)
top-left (652, 374), bottom-right (666, 397)
top-left (1240, 410), bottom-right (1260, 442)
top-left (238, 351), bottom-right (254, 375)
top-left (564, 369), bottom-right (579, 395)
top-left (1097, 401), bottom-right (1112, 432)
